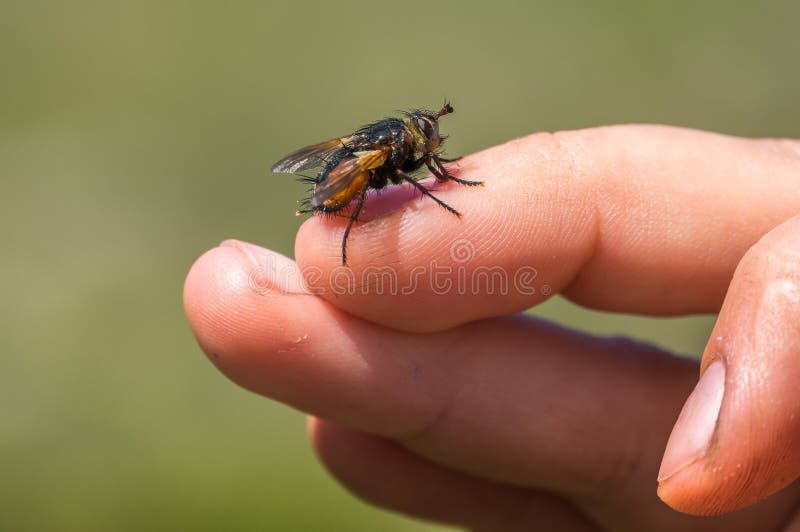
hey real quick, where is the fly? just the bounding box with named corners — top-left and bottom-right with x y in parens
top-left (271, 102), bottom-right (481, 265)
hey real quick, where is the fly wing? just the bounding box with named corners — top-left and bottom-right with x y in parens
top-left (311, 147), bottom-right (390, 210)
top-left (271, 136), bottom-right (355, 174)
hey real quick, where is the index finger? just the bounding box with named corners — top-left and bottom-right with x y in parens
top-left (293, 125), bottom-right (800, 332)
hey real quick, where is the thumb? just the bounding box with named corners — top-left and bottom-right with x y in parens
top-left (657, 215), bottom-right (800, 515)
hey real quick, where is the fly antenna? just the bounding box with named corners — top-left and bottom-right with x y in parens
top-left (434, 100), bottom-right (454, 119)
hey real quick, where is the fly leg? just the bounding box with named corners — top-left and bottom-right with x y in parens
top-left (341, 182), bottom-right (370, 266)
top-left (428, 155), bottom-right (483, 186)
top-left (395, 169), bottom-right (461, 217)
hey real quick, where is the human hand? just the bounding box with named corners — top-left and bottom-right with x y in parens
top-left (184, 125), bottom-right (800, 531)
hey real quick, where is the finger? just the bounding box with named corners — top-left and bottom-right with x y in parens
top-left (186, 241), bottom-right (800, 529)
top-left (294, 125), bottom-right (800, 332)
top-left (183, 241), bottom-right (800, 530)
top-left (309, 418), bottom-right (600, 532)
top-left (184, 241), bottom-right (685, 490)
top-left (186, 242), bottom-right (800, 528)
top-left (658, 215), bottom-right (800, 515)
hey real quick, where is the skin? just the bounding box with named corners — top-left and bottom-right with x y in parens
top-left (184, 125), bottom-right (800, 531)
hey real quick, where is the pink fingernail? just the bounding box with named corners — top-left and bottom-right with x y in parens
top-left (220, 239), bottom-right (309, 295)
top-left (658, 361), bottom-right (726, 482)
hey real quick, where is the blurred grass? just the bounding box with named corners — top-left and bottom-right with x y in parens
top-left (1, 1), bottom-right (798, 530)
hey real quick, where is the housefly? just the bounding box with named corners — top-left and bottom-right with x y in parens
top-left (271, 102), bottom-right (481, 265)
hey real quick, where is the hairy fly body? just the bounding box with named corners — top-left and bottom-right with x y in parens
top-left (271, 102), bottom-right (481, 265)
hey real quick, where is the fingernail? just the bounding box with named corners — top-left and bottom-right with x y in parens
top-left (220, 239), bottom-right (309, 295)
top-left (658, 361), bottom-right (726, 482)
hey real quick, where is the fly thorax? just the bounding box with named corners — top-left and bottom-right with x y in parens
top-left (403, 118), bottom-right (428, 160)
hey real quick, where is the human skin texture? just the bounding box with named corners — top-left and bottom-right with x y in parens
top-left (185, 125), bottom-right (800, 531)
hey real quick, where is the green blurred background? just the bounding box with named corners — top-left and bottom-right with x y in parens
top-left (2, 1), bottom-right (798, 530)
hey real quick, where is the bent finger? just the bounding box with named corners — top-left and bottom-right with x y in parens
top-left (295, 125), bottom-right (800, 332)
top-left (183, 241), bottom-right (689, 495)
top-left (184, 241), bottom-right (800, 529)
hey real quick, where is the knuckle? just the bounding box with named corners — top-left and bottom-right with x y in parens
top-left (513, 130), bottom-right (584, 180)
top-left (756, 138), bottom-right (800, 164)
top-left (508, 129), bottom-right (599, 217)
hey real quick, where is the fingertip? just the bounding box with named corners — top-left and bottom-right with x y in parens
top-left (183, 243), bottom-right (252, 361)
top-left (306, 416), bottom-right (327, 457)
top-left (307, 417), bottom-right (354, 473)
top-left (657, 468), bottom-right (729, 516)
top-left (183, 240), bottom-right (308, 371)
top-left (658, 215), bottom-right (800, 515)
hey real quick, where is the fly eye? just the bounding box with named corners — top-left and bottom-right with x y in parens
top-left (417, 118), bottom-right (434, 138)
